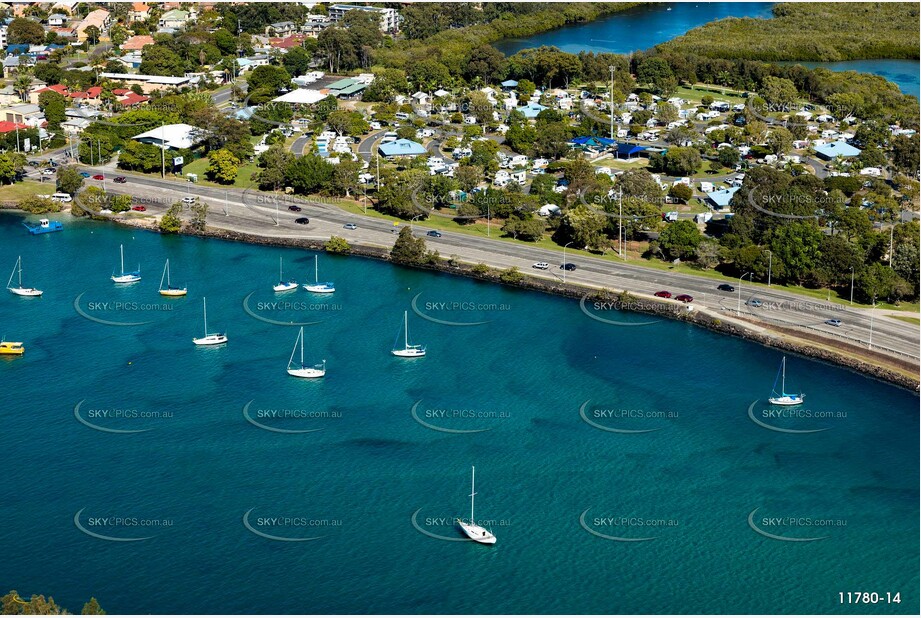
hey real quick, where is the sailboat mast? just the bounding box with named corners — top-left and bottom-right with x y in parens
top-left (315, 256), bottom-right (319, 283)
top-left (17, 256), bottom-right (22, 287)
top-left (404, 311), bottom-right (409, 349)
top-left (120, 244), bottom-right (125, 275)
top-left (470, 466), bottom-right (476, 523)
top-left (781, 357), bottom-right (786, 393)
top-left (300, 326), bottom-right (305, 366)
top-left (202, 298), bottom-right (208, 336)
top-left (166, 260), bottom-right (170, 286)
top-left (7, 257), bottom-right (17, 289)
top-left (279, 256), bottom-right (283, 281)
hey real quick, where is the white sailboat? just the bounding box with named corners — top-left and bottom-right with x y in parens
top-left (158, 259), bottom-right (187, 297)
top-left (6, 256), bottom-right (42, 297)
top-left (273, 256), bottom-right (298, 292)
top-left (111, 244), bottom-right (141, 284)
top-left (457, 466), bottom-right (496, 545)
top-left (768, 356), bottom-right (804, 406)
top-left (286, 326), bottom-right (326, 378)
top-left (303, 255), bottom-right (335, 293)
top-left (391, 310), bottom-right (425, 357)
top-left (192, 297), bottom-right (227, 346)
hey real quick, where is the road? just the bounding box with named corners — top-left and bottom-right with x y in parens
top-left (74, 167), bottom-right (921, 366)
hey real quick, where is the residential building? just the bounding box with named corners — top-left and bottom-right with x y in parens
top-left (266, 21), bottom-right (297, 36)
top-left (47, 14), bottom-right (68, 28)
top-left (158, 9), bottom-right (193, 30)
top-left (130, 2), bottom-right (152, 22)
top-left (2, 104), bottom-right (45, 128)
top-left (814, 140), bottom-right (862, 160)
top-left (120, 35), bottom-right (155, 52)
top-left (98, 72), bottom-right (192, 93)
top-left (0, 25), bottom-right (8, 50)
top-left (75, 9), bottom-right (110, 43)
top-left (302, 14), bottom-right (332, 36)
top-left (379, 139), bottom-right (426, 158)
top-left (327, 4), bottom-right (398, 33)
top-left (132, 123), bottom-right (203, 150)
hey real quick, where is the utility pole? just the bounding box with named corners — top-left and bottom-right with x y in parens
top-left (850, 267), bottom-right (855, 305)
top-left (765, 250), bottom-right (772, 287)
top-left (868, 296), bottom-right (876, 350)
top-left (608, 65), bottom-right (615, 142)
top-left (161, 125), bottom-right (166, 179)
top-left (888, 224), bottom-right (894, 267)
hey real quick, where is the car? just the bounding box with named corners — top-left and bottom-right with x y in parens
top-left (114, 176), bottom-right (127, 184)
top-left (746, 298), bottom-right (763, 308)
top-left (92, 174), bottom-right (104, 180)
top-left (343, 223), bottom-right (358, 230)
top-left (288, 205), bottom-right (302, 212)
top-left (181, 196), bottom-right (196, 204)
top-left (825, 318), bottom-right (842, 327)
top-left (560, 263), bottom-right (577, 271)
top-left (131, 205), bottom-right (146, 212)
top-left (676, 294), bottom-right (694, 303)
top-left (532, 262), bottom-right (550, 270)
top-left (295, 217), bottom-right (310, 225)
top-left (654, 291), bottom-right (672, 299)
top-left (717, 284), bottom-right (735, 292)
top-left (79, 172), bottom-right (91, 178)
top-left (27, 160), bottom-right (39, 167)
top-left (42, 168), bottom-right (55, 175)
top-left (426, 230), bottom-right (442, 238)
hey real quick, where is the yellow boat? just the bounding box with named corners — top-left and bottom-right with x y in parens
top-left (0, 341), bottom-right (24, 355)
top-left (158, 259), bottom-right (188, 297)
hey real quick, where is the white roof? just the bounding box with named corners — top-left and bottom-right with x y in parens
top-left (132, 123), bottom-right (202, 149)
top-left (272, 89), bottom-right (326, 105)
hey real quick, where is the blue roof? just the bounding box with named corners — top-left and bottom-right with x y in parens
top-left (379, 139), bottom-right (427, 157)
top-left (615, 143), bottom-right (646, 156)
top-left (501, 80), bottom-right (518, 87)
top-left (705, 186), bottom-right (739, 208)
top-left (7, 44), bottom-right (29, 54)
top-left (570, 136), bottom-right (615, 147)
top-left (814, 140), bottom-right (861, 159)
top-left (516, 102), bottom-right (548, 118)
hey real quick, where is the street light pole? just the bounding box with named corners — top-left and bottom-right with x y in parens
top-left (563, 241), bottom-right (573, 283)
top-left (608, 65), bottom-right (615, 142)
top-left (888, 224), bottom-right (894, 267)
top-left (737, 271), bottom-right (752, 316)
top-left (868, 296), bottom-right (876, 350)
top-left (765, 250), bottom-right (772, 287)
top-left (850, 267), bottom-right (855, 305)
top-left (487, 203), bottom-right (490, 237)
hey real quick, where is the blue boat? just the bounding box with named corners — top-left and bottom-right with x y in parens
top-left (23, 219), bottom-right (64, 235)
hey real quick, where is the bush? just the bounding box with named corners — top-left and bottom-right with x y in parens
top-left (668, 183), bottom-right (693, 203)
top-left (325, 236), bottom-right (351, 254)
top-left (499, 266), bottom-right (524, 284)
top-left (159, 203), bottom-right (182, 234)
top-left (471, 263), bottom-right (492, 275)
top-left (18, 195), bottom-right (59, 214)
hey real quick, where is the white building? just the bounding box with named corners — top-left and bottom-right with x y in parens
top-left (132, 124), bottom-right (203, 150)
top-left (327, 4), bottom-right (398, 33)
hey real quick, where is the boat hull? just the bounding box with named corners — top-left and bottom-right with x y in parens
top-left (193, 335), bottom-right (228, 346)
top-left (458, 520), bottom-right (496, 544)
top-left (274, 282), bottom-right (299, 292)
top-left (112, 275), bottom-right (141, 284)
top-left (392, 349), bottom-right (425, 357)
top-left (768, 395), bottom-right (805, 406)
top-left (0, 342), bottom-right (24, 355)
top-left (9, 287), bottom-right (42, 297)
top-left (159, 289), bottom-right (187, 297)
top-left (287, 368), bottom-right (326, 378)
top-left (304, 284), bottom-right (335, 293)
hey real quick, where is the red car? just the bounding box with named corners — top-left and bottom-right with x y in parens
top-left (92, 174), bottom-right (105, 180)
top-left (676, 294), bottom-right (694, 303)
top-left (654, 291), bottom-right (672, 299)
top-left (131, 205), bottom-right (146, 211)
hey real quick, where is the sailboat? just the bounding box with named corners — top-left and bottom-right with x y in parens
top-left (768, 356), bottom-right (804, 406)
top-left (303, 255), bottom-right (335, 293)
top-left (111, 244), bottom-right (141, 284)
top-left (192, 297), bottom-right (227, 346)
top-left (273, 256), bottom-right (298, 292)
top-left (7, 256), bottom-right (42, 297)
top-left (457, 466), bottom-right (496, 545)
top-left (286, 326), bottom-right (326, 378)
top-left (391, 310), bottom-right (425, 357)
top-left (158, 259), bottom-right (187, 297)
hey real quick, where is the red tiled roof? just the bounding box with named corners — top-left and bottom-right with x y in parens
top-left (113, 88), bottom-right (131, 95)
top-left (69, 91), bottom-right (88, 99)
top-left (121, 35), bottom-right (155, 51)
top-left (117, 92), bottom-right (150, 106)
top-left (36, 84), bottom-right (70, 95)
top-left (0, 121), bottom-right (29, 134)
top-left (86, 86), bottom-right (102, 98)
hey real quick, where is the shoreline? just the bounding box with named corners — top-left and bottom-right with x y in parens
top-left (111, 215), bottom-right (920, 392)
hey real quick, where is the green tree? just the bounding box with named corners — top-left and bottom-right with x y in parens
top-left (56, 165), bottom-right (84, 195)
top-left (255, 144), bottom-right (293, 191)
top-left (658, 220), bottom-right (701, 261)
top-left (760, 76), bottom-right (798, 110)
top-left (159, 203), bottom-right (183, 234)
top-left (668, 183), bottom-right (693, 203)
top-left (7, 18), bottom-right (45, 44)
top-left (139, 45), bottom-right (185, 77)
top-left (206, 149), bottom-right (240, 184)
top-left (282, 46), bottom-right (312, 78)
top-left (285, 154), bottom-right (334, 195)
top-left (38, 91), bottom-right (67, 130)
top-left (0, 153), bottom-right (25, 185)
top-left (81, 597), bottom-right (106, 615)
top-left (555, 204), bottom-right (607, 251)
top-left (325, 236), bottom-right (352, 254)
top-left (390, 226), bottom-right (427, 265)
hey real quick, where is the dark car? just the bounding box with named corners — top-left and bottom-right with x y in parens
top-left (676, 294), bottom-right (694, 303)
top-left (654, 291), bottom-right (672, 299)
top-left (114, 176), bottom-right (127, 183)
top-left (288, 205), bottom-right (302, 212)
top-left (426, 230), bottom-right (442, 237)
top-left (92, 174), bottom-right (105, 180)
top-left (295, 217), bottom-right (310, 225)
top-left (131, 205), bottom-right (146, 211)
top-left (560, 263), bottom-right (577, 271)
top-left (717, 283), bottom-right (735, 292)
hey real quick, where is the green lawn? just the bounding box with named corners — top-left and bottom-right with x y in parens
top-left (181, 157), bottom-right (259, 189)
top-left (0, 180), bottom-right (57, 202)
top-left (891, 315), bottom-right (921, 325)
top-left (675, 85), bottom-right (748, 105)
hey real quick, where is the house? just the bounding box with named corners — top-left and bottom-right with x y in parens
top-left (272, 89), bottom-right (325, 105)
top-left (75, 9), bottom-right (110, 43)
top-left (411, 91), bottom-right (429, 106)
top-left (117, 92), bottom-right (151, 107)
top-left (814, 141), bottom-right (861, 160)
top-left (709, 101), bottom-right (730, 112)
top-left (327, 4), bottom-right (398, 33)
top-left (516, 102), bottom-right (547, 119)
top-left (614, 143), bottom-right (647, 159)
top-left (158, 9), bottom-right (192, 30)
top-left (0, 120), bottom-right (29, 135)
top-left (130, 2), bottom-right (151, 22)
top-left (47, 14), bottom-right (68, 27)
top-left (705, 186), bottom-right (739, 210)
top-left (379, 139), bottom-right (426, 158)
top-left (98, 72), bottom-right (191, 93)
top-left (327, 78), bottom-right (366, 99)
top-left (538, 204), bottom-right (561, 217)
top-left (120, 35), bottom-right (155, 51)
top-left (2, 104), bottom-right (45, 128)
top-left (266, 21), bottom-right (296, 36)
top-left (116, 52), bottom-right (143, 70)
top-left (132, 123), bottom-right (203, 150)
top-left (303, 15), bottom-right (332, 36)
top-left (570, 136), bottom-right (614, 151)
top-left (0, 85), bottom-right (21, 106)
top-left (500, 79), bottom-right (518, 90)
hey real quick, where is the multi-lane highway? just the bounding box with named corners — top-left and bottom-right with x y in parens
top-left (73, 168), bottom-right (921, 368)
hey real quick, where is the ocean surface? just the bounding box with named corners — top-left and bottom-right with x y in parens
top-left (0, 212), bottom-right (918, 614)
top-left (493, 2), bottom-right (919, 97)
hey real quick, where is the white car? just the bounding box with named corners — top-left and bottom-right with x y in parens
top-left (182, 196), bottom-right (196, 204)
top-left (532, 262), bottom-right (550, 270)
top-left (369, 121), bottom-right (382, 130)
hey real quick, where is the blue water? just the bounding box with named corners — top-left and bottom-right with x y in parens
top-left (492, 2), bottom-right (776, 55)
top-left (494, 2), bottom-right (919, 97)
top-left (1, 212), bottom-right (918, 614)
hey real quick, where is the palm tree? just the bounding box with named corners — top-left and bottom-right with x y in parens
top-left (13, 70), bottom-right (33, 103)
